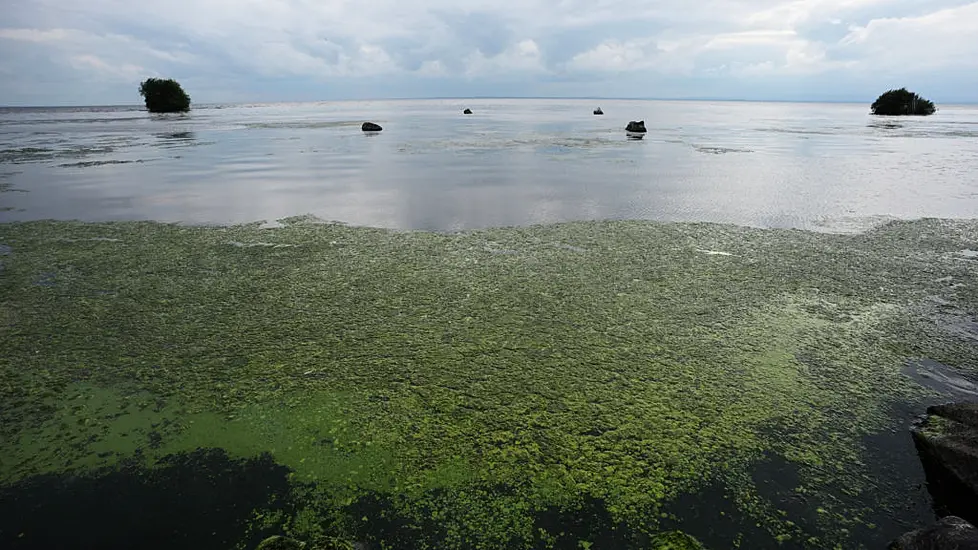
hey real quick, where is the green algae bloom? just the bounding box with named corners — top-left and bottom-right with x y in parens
top-left (255, 536), bottom-right (306, 550)
top-left (1, 217), bottom-right (977, 549)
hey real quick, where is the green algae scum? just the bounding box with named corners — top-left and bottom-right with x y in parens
top-left (1, 217), bottom-right (977, 549)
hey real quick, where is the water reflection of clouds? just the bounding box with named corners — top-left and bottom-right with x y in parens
top-left (4, 99), bottom-right (978, 230)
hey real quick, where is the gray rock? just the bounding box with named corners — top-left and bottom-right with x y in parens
top-left (890, 516), bottom-right (978, 549)
top-left (361, 122), bottom-right (382, 132)
top-left (463, 108), bottom-right (472, 114)
top-left (912, 402), bottom-right (978, 524)
top-left (626, 120), bottom-right (647, 133)
top-left (593, 108), bottom-right (603, 115)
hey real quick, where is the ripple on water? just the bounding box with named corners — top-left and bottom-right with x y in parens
top-left (693, 146), bottom-right (754, 154)
top-left (58, 160), bottom-right (146, 168)
top-left (904, 358), bottom-right (978, 398)
top-left (243, 121), bottom-right (364, 130)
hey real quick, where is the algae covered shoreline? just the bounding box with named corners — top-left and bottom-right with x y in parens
top-left (1, 217), bottom-right (977, 549)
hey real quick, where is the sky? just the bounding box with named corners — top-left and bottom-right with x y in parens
top-left (1, 0), bottom-right (977, 105)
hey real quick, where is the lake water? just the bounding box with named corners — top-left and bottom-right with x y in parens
top-left (3, 99), bottom-right (978, 550)
top-left (2, 99), bottom-right (977, 231)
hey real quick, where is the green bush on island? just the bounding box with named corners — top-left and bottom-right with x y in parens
top-left (138, 78), bottom-right (191, 113)
top-left (871, 88), bottom-right (935, 116)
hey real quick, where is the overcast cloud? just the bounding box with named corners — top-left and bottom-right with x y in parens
top-left (1, 0), bottom-right (976, 105)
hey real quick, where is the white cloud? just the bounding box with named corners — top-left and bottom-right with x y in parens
top-left (568, 28), bottom-right (844, 76)
top-left (568, 39), bottom-right (659, 72)
top-left (68, 54), bottom-right (146, 81)
top-left (464, 39), bottom-right (544, 77)
top-left (703, 30), bottom-right (798, 50)
top-left (417, 60), bottom-right (448, 76)
top-left (0, 28), bottom-right (73, 42)
top-left (838, 3), bottom-right (978, 70)
top-left (743, 0), bottom-right (891, 28)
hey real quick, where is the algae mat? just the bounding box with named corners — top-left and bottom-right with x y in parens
top-left (1, 218), bottom-right (977, 549)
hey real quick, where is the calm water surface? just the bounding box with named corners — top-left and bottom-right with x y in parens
top-left (1, 99), bottom-right (977, 231)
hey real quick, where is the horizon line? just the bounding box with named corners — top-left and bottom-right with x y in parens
top-left (1, 95), bottom-right (974, 109)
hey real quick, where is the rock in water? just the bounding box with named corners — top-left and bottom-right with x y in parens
top-left (255, 535), bottom-right (306, 550)
top-left (593, 107), bottom-right (604, 115)
top-left (890, 516), bottom-right (978, 549)
top-left (361, 122), bottom-right (382, 132)
top-left (912, 402), bottom-right (978, 525)
top-left (463, 108), bottom-right (473, 114)
top-left (626, 120), bottom-right (647, 133)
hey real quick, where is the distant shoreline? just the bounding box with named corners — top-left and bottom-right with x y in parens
top-left (6, 97), bottom-right (977, 110)
top-left (7, 96), bottom-right (978, 110)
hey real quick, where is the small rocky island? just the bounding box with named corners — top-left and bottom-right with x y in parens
top-left (138, 78), bottom-right (191, 113)
top-left (871, 88), bottom-right (936, 116)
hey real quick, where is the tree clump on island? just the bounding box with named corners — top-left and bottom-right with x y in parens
top-left (139, 78), bottom-right (191, 113)
top-left (871, 88), bottom-right (935, 116)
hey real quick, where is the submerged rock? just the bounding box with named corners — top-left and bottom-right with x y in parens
top-left (593, 107), bottom-right (603, 115)
top-left (361, 122), bottom-right (382, 132)
top-left (463, 108), bottom-right (472, 114)
top-left (626, 120), bottom-right (647, 133)
top-left (890, 516), bottom-right (978, 549)
top-left (255, 535), bottom-right (306, 550)
top-left (912, 402), bottom-right (978, 524)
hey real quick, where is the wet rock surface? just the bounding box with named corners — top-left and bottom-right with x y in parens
top-left (912, 402), bottom-right (978, 524)
top-left (890, 516), bottom-right (978, 550)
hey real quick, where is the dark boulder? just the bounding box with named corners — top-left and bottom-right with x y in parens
top-left (593, 108), bottom-right (603, 115)
top-left (463, 108), bottom-right (472, 114)
top-left (361, 122), bottom-right (383, 132)
top-left (890, 516), bottom-right (978, 550)
top-left (912, 402), bottom-right (978, 524)
top-left (626, 120), bottom-right (646, 133)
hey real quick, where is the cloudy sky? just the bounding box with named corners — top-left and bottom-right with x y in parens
top-left (1, 0), bottom-right (976, 105)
